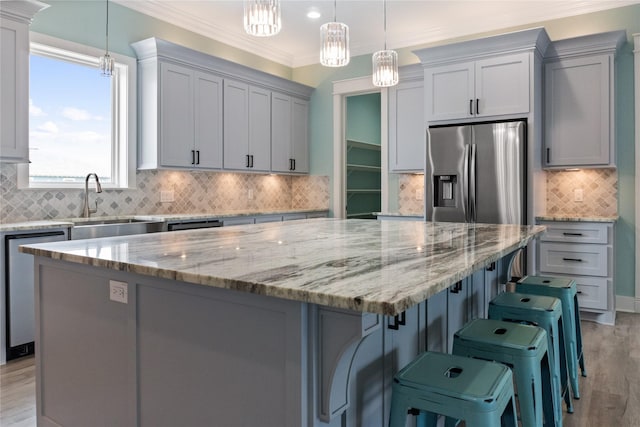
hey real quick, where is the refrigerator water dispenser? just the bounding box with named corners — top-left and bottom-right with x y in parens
top-left (434, 175), bottom-right (456, 207)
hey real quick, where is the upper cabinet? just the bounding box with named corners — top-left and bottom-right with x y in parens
top-left (388, 65), bottom-right (425, 172)
top-left (543, 31), bottom-right (626, 169)
top-left (272, 95), bottom-right (309, 174)
top-left (0, 0), bottom-right (48, 163)
top-left (131, 38), bottom-right (313, 174)
top-left (424, 53), bottom-right (530, 121)
top-left (414, 28), bottom-right (550, 124)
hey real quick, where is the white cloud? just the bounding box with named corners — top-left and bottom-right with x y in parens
top-left (29, 99), bottom-right (46, 117)
top-left (38, 121), bottom-right (59, 133)
top-left (61, 107), bottom-right (103, 121)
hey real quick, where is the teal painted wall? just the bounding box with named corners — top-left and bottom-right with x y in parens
top-left (28, 1), bottom-right (638, 298)
top-left (346, 93), bottom-right (381, 145)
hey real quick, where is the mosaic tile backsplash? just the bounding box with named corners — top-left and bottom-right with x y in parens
top-left (397, 174), bottom-right (425, 215)
top-left (546, 168), bottom-right (617, 217)
top-left (0, 164), bottom-right (329, 223)
top-left (395, 169), bottom-right (618, 218)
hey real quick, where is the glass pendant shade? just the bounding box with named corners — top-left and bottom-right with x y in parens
top-left (372, 49), bottom-right (398, 87)
top-left (244, 0), bottom-right (281, 37)
top-left (320, 21), bottom-right (350, 67)
top-left (99, 52), bottom-right (114, 77)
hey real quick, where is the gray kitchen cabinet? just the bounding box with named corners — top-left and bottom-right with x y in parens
top-left (159, 64), bottom-right (223, 169)
top-left (388, 66), bottom-right (424, 172)
top-left (537, 220), bottom-right (616, 325)
top-left (423, 52), bottom-right (530, 122)
top-left (137, 61), bottom-right (223, 170)
top-left (131, 37), bottom-right (313, 174)
top-left (272, 94), bottom-right (309, 173)
top-left (543, 31), bottom-right (625, 168)
top-left (223, 82), bottom-right (271, 171)
top-left (0, 1), bottom-right (47, 163)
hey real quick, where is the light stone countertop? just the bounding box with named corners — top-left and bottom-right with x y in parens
top-left (0, 209), bottom-right (329, 232)
top-left (21, 219), bottom-right (545, 316)
top-left (536, 215), bottom-right (618, 223)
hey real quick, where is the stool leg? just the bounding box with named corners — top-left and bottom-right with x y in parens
top-left (574, 295), bottom-right (587, 377)
top-left (558, 319), bottom-right (574, 414)
top-left (512, 363), bottom-right (543, 427)
top-left (541, 354), bottom-right (560, 427)
top-left (501, 395), bottom-right (518, 427)
top-left (562, 302), bottom-right (580, 399)
top-left (388, 386), bottom-right (409, 427)
top-left (417, 411), bottom-right (436, 427)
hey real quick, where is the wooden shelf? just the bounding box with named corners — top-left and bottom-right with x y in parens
top-left (346, 140), bottom-right (381, 151)
top-left (347, 189), bottom-right (381, 194)
top-left (347, 164), bottom-right (381, 172)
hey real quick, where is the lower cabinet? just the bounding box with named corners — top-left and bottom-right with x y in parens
top-left (537, 220), bottom-right (615, 324)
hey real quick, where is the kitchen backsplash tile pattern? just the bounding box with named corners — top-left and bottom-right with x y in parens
top-left (546, 168), bottom-right (617, 217)
top-left (397, 174), bottom-right (425, 215)
top-left (0, 164), bottom-right (329, 223)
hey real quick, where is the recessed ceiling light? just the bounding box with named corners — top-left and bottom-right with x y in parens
top-left (307, 8), bottom-right (321, 19)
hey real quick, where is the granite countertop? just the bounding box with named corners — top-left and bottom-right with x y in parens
top-left (536, 215), bottom-right (618, 223)
top-left (21, 218), bottom-right (544, 316)
top-left (0, 209), bottom-right (329, 232)
top-left (374, 212), bottom-right (424, 218)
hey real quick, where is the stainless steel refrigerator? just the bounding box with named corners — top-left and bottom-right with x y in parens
top-left (425, 120), bottom-right (526, 226)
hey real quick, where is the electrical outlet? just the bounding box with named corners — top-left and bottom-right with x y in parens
top-left (415, 189), bottom-right (423, 201)
top-left (109, 280), bottom-right (128, 304)
top-left (248, 189), bottom-right (254, 200)
top-left (574, 188), bottom-right (584, 202)
top-left (160, 190), bottom-right (174, 203)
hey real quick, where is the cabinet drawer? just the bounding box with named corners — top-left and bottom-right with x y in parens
top-left (539, 243), bottom-right (608, 277)
top-left (575, 277), bottom-right (609, 311)
top-left (539, 222), bottom-right (608, 244)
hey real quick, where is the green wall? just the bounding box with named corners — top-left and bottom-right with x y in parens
top-left (346, 93), bottom-right (381, 145)
top-left (29, 2), bottom-right (638, 299)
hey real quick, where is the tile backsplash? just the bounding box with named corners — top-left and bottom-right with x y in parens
top-left (546, 168), bottom-right (617, 217)
top-left (397, 174), bottom-right (425, 215)
top-left (0, 164), bottom-right (329, 223)
top-left (396, 169), bottom-right (618, 218)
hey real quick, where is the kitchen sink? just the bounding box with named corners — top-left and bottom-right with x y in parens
top-left (70, 218), bottom-right (165, 240)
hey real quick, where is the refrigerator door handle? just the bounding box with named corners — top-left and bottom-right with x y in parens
top-left (462, 144), bottom-right (470, 222)
top-left (469, 143), bottom-right (477, 223)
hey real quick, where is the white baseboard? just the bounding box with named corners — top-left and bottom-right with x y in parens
top-left (615, 295), bottom-right (640, 313)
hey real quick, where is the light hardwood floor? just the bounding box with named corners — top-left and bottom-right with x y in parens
top-left (1, 312), bottom-right (639, 426)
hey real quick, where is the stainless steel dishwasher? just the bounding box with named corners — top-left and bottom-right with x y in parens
top-left (166, 218), bottom-right (223, 231)
top-left (5, 229), bottom-right (68, 360)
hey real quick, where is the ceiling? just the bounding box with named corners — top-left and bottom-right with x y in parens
top-left (115, 0), bottom-right (639, 68)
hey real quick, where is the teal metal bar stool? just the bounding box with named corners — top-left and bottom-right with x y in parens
top-left (388, 351), bottom-right (518, 427)
top-left (516, 275), bottom-right (586, 399)
top-left (489, 291), bottom-right (573, 423)
top-left (452, 319), bottom-right (556, 427)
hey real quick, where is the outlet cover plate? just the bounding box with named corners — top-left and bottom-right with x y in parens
top-left (109, 280), bottom-right (128, 304)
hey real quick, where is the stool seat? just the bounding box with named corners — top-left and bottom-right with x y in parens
top-left (489, 291), bottom-right (573, 423)
top-left (452, 319), bottom-right (556, 427)
top-left (516, 275), bottom-right (586, 399)
top-left (389, 351), bottom-right (517, 427)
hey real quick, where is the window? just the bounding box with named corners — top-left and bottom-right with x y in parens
top-left (19, 33), bottom-right (136, 189)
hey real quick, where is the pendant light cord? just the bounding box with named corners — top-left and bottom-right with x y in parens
top-left (383, 0), bottom-right (387, 50)
top-left (333, 0), bottom-right (337, 22)
top-left (105, 0), bottom-right (109, 53)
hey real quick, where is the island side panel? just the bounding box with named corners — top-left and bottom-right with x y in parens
top-left (35, 259), bottom-right (137, 427)
top-left (34, 258), bottom-right (306, 427)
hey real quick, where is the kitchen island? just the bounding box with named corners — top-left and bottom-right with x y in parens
top-left (22, 219), bottom-right (544, 427)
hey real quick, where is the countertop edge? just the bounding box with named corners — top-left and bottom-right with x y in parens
top-left (536, 215), bottom-right (618, 223)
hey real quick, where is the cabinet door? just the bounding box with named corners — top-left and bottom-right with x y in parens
top-left (475, 53), bottom-right (530, 117)
top-left (271, 92), bottom-right (292, 173)
top-left (223, 79), bottom-right (250, 170)
top-left (389, 79), bottom-right (425, 171)
top-left (424, 62), bottom-right (474, 122)
top-left (160, 63), bottom-right (194, 168)
top-left (194, 71), bottom-right (223, 169)
top-left (290, 98), bottom-right (309, 173)
top-left (0, 18), bottom-right (29, 162)
top-left (248, 86), bottom-right (271, 171)
top-left (544, 55), bottom-right (611, 167)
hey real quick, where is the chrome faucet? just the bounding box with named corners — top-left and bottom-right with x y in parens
top-left (81, 173), bottom-right (103, 218)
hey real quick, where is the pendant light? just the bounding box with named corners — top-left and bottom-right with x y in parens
top-left (244, 0), bottom-right (281, 37)
top-left (372, 0), bottom-right (398, 87)
top-left (99, 0), bottom-right (114, 77)
top-left (320, 0), bottom-right (349, 67)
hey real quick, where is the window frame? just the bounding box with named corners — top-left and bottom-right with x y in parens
top-left (18, 32), bottom-right (137, 190)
